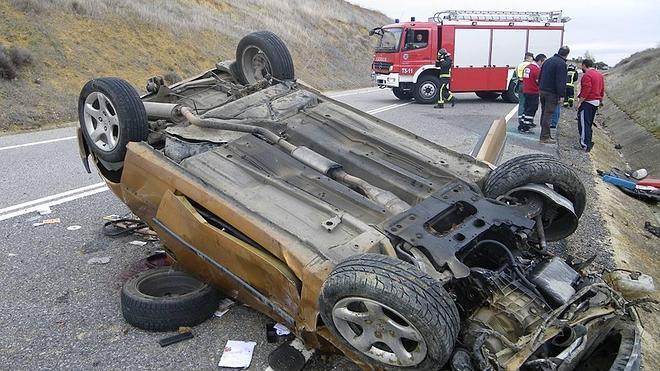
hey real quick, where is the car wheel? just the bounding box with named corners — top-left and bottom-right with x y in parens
top-left (475, 91), bottom-right (501, 101)
top-left (319, 254), bottom-right (459, 370)
top-left (121, 267), bottom-right (220, 331)
top-left (392, 87), bottom-right (413, 101)
top-left (483, 154), bottom-right (586, 241)
top-left (413, 75), bottom-right (441, 104)
top-left (501, 80), bottom-right (519, 103)
top-left (235, 31), bottom-right (295, 85)
top-left (78, 78), bottom-right (148, 163)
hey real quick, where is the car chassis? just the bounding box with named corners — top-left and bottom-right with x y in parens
top-left (77, 32), bottom-right (641, 370)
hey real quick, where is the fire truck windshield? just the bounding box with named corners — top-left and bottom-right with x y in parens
top-left (375, 27), bottom-right (402, 52)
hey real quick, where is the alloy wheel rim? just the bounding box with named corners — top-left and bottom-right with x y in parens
top-left (83, 92), bottom-right (120, 152)
top-left (332, 297), bottom-right (427, 366)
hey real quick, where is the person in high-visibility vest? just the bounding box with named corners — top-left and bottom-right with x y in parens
top-left (515, 52), bottom-right (534, 125)
top-left (564, 64), bottom-right (579, 107)
top-left (434, 49), bottom-right (455, 108)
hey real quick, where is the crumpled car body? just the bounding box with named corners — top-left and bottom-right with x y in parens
top-left (77, 32), bottom-right (641, 370)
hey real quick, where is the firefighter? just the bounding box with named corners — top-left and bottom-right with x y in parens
top-left (564, 64), bottom-right (579, 107)
top-left (516, 52), bottom-right (534, 125)
top-left (434, 48), bottom-right (455, 108)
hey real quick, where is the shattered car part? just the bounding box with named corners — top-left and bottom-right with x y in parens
top-left (76, 31), bottom-right (642, 370)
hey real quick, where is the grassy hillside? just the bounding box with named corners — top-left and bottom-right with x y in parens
top-left (0, 0), bottom-right (390, 130)
top-left (605, 48), bottom-right (660, 138)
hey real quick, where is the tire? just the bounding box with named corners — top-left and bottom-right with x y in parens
top-left (319, 254), bottom-right (459, 370)
top-left (235, 31), bottom-right (295, 85)
top-left (392, 87), bottom-right (413, 101)
top-left (121, 267), bottom-right (220, 331)
top-left (501, 80), bottom-right (519, 103)
top-left (413, 75), bottom-right (441, 104)
top-left (475, 91), bottom-right (500, 101)
top-left (78, 78), bottom-right (148, 163)
top-left (483, 154), bottom-right (586, 240)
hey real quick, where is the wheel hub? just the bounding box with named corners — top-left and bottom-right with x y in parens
top-left (241, 46), bottom-right (272, 84)
top-left (332, 297), bottom-right (427, 366)
top-left (83, 91), bottom-right (120, 152)
top-left (420, 82), bottom-right (436, 99)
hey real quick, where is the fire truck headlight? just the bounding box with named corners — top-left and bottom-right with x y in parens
top-left (387, 77), bottom-right (396, 83)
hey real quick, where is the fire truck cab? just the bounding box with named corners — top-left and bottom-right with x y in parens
top-left (371, 10), bottom-right (569, 104)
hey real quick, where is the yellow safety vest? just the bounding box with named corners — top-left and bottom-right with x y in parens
top-left (516, 61), bottom-right (530, 79)
top-left (566, 71), bottom-right (576, 87)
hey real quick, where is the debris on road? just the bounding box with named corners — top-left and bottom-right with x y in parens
top-left (103, 214), bottom-right (122, 221)
top-left (645, 221), bottom-right (660, 238)
top-left (87, 256), bottom-right (111, 265)
top-left (266, 323), bottom-right (293, 343)
top-left (128, 240), bottom-right (148, 246)
top-left (218, 340), bottom-right (256, 368)
top-left (273, 323), bottom-right (290, 336)
top-left (178, 326), bottom-right (192, 334)
top-left (214, 298), bottom-right (235, 318)
top-left (37, 206), bottom-right (52, 215)
top-left (158, 331), bottom-right (194, 347)
top-left (102, 217), bottom-right (159, 241)
top-left (7, 253), bottom-right (18, 257)
top-left (32, 218), bottom-right (61, 227)
top-left (604, 270), bottom-right (656, 300)
top-left (615, 143), bottom-right (623, 149)
top-left (631, 168), bottom-right (648, 180)
top-left (267, 338), bottom-right (314, 371)
top-left (67, 225), bottom-right (82, 231)
top-left (599, 168), bottom-right (660, 202)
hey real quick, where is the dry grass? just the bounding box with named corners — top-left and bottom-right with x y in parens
top-left (606, 48), bottom-right (660, 138)
top-left (0, 0), bottom-right (389, 130)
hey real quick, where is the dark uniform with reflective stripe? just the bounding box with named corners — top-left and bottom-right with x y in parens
top-left (564, 67), bottom-right (579, 107)
top-left (435, 52), bottom-right (455, 108)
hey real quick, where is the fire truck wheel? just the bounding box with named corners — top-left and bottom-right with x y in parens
top-left (392, 87), bottom-right (413, 101)
top-left (475, 92), bottom-right (500, 101)
top-left (413, 75), bottom-right (441, 104)
top-left (501, 80), bottom-right (519, 103)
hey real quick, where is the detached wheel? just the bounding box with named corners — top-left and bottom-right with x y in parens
top-left (121, 267), bottom-right (220, 331)
top-left (501, 80), bottom-right (519, 103)
top-left (392, 87), bottom-right (413, 101)
top-left (475, 91), bottom-right (500, 101)
top-left (413, 75), bottom-right (441, 104)
top-left (319, 254), bottom-right (459, 370)
top-left (236, 31), bottom-right (295, 85)
top-left (483, 154), bottom-right (586, 241)
top-left (78, 78), bottom-right (148, 163)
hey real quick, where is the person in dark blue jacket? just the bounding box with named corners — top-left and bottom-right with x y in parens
top-left (537, 46), bottom-right (570, 144)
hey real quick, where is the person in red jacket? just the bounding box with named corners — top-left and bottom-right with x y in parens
top-left (575, 59), bottom-right (605, 152)
top-left (519, 54), bottom-right (546, 133)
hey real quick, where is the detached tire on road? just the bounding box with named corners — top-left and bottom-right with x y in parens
top-left (235, 31), bottom-right (295, 85)
top-left (483, 154), bottom-right (586, 240)
top-left (392, 87), bottom-right (413, 101)
top-left (78, 78), bottom-right (148, 163)
top-left (121, 267), bottom-right (220, 331)
top-left (319, 254), bottom-right (459, 370)
top-left (413, 75), bottom-right (441, 104)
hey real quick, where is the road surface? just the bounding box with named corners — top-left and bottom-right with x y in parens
top-left (0, 88), bottom-right (553, 369)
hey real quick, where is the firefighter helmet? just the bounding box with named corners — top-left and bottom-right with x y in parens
top-left (438, 48), bottom-right (448, 55)
top-left (567, 64), bottom-right (577, 71)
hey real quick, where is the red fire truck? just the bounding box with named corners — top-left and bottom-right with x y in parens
top-left (371, 10), bottom-right (570, 104)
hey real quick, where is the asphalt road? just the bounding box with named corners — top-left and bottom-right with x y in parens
top-left (0, 87), bottom-right (554, 370)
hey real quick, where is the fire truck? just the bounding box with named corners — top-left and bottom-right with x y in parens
top-left (371, 10), bottom-right (570, 104)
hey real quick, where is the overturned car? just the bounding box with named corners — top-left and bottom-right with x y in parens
top-left (77, 32), bottom-right (641, 370)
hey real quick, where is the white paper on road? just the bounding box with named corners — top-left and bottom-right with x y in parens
top-left (218, 340), bottom-right (256, 368)
top-left (128, 240), bottom-right (148, 246)
top-left (273, 323), bottom-right (290, 336)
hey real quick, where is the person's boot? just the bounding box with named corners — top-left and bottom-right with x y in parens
top-left (435, 103), bottom-right (444, 109)
top-left (450, 98), bottom-right (455, 107)
top-left (539, 137), bottom-right (557, 144)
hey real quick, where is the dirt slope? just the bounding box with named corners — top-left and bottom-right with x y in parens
top-left (606, 48), bottom-right (660, 139)
top-left (0, 0), bottom-right (390, 130)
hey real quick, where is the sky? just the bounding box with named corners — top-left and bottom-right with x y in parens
top-left (348, 0), bottom-right (659, 65)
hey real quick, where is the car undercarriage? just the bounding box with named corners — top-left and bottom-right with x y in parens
top-left (77, 32), bottom-right (642, 370)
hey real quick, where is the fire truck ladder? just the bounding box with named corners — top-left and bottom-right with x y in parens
top-left (431, 10), bottom-right (570, 23)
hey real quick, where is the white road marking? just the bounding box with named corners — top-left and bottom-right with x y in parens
top-left (0, 183), bottom-right (108, 221)
top-left (366, 102), bottom-right (412, 115)
top-left (505, 105), bottom-right (519, 122)
top-left (0, 136), bottom-right (76, 151)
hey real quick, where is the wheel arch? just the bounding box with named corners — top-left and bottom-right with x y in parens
top-left (412, 64), bottom-right (440, 83)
